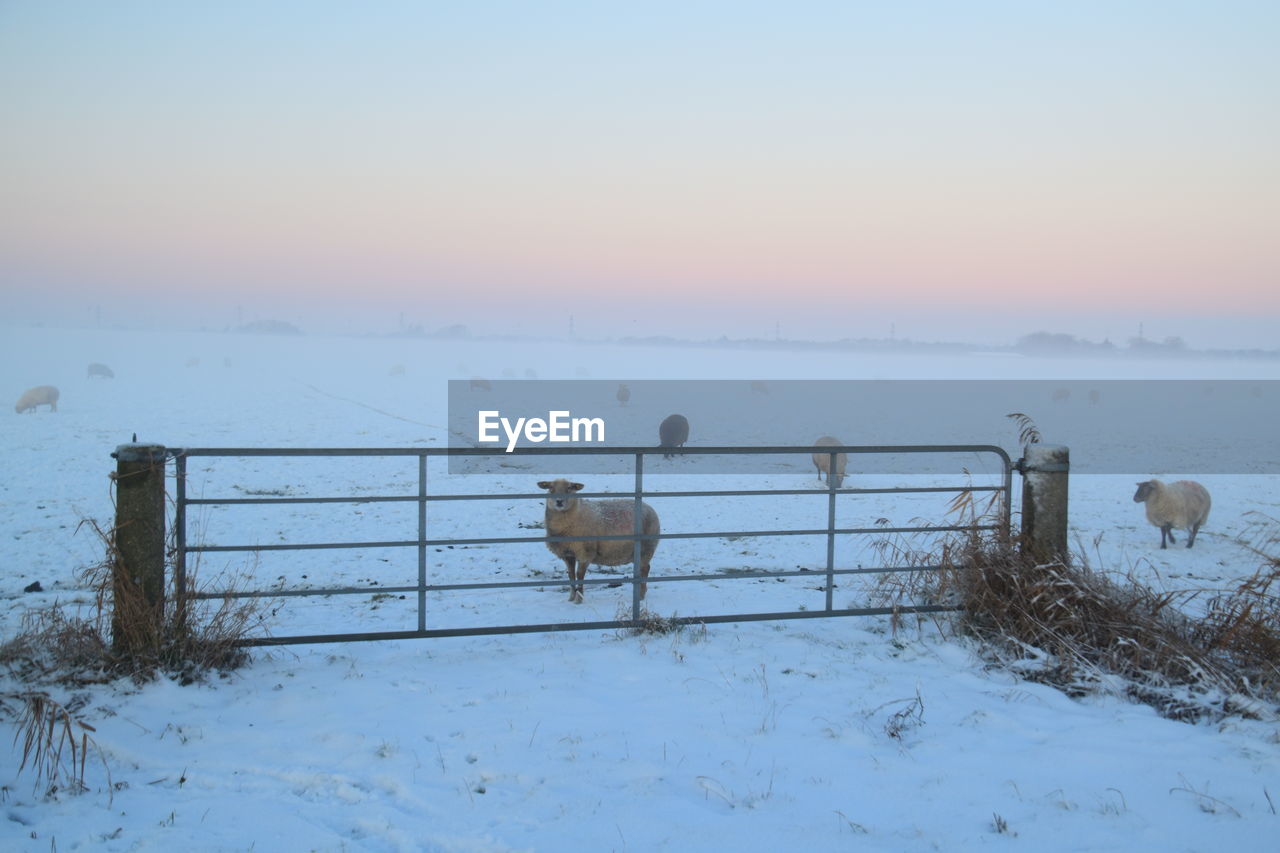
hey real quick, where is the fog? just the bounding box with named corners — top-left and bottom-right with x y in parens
top-left (6, 286), bottom-right (1277, 353)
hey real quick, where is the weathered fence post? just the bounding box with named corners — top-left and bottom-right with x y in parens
top-left (1020, 443), bottom-right (1069, 563)
top-left (112, 444), bottom-right (167, 656)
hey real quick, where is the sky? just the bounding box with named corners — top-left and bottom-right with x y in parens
top-left (2, 1), bottom-right (1278, 347)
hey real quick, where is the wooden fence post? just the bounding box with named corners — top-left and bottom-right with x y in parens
top-left (112, 444), bottom-right (167, 656)
top-left (1020, 443), bottom-right (1069, 564)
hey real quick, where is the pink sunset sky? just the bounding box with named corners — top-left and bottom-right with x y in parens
top-left (2, 2), bottom-right (1277, 346)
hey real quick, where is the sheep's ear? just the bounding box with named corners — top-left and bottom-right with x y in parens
top-left (536, 481), bottom-right (553, 490)
top-left (569, 482), bottom-right (585, 492)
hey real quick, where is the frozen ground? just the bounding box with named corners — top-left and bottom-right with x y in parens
top-left (2, 324), bottom-right (1278, 851)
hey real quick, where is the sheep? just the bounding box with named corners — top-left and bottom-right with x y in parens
top-left (658, 414), bottom-right (690, 459)
top-left (812, 436), bottom-right (847, 488)
top-left (616, 383), bottom-right (630, 406)
top-left (750, 380), bottom-right (769, 394)
top-left (15, 385), bottom-right (60, 414)
top-left (469, 377), bottom-right (492, 391)
top-left (537, 479), bottom-right (660, 604)
top-left (87, 362), bottom-right (114, 379)
top-left (1133, 479), bottom-right (1211, 549)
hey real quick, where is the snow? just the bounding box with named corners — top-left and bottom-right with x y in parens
top-left (3, 324), bottom-right (1279, 851)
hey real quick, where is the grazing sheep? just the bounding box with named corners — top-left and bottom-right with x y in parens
top-left (87, 362), bottom-right (114, 379)
top-left (524, 368), bottom-right (538, 379)
top-left (15, 385), bottom-right (59, 413)
top-left (658, 414), bottom-right (690, 458)
top-left (469, 377), bottom-right (492, 391)
top-left (616, 384), bottom-right (630, 406)
top-left (1133, 479), bottom-right (1211, 549)
top-left (1051, 387), bottom-right (1071, 403)
top-left (537, 479), bottom-right (660, 604)
top-left (750, 380), bottom-right (769, 394)
top-left (812, 436), bottom-right (847, 488)
top-left (388, 364), bottom-right (406, 377)
top-left (185, 357), bottom-right (200, 368)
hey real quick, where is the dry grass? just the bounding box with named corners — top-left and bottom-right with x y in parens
top-left (6, 691), bottom-right (109, 799)
top-left (873, 498), bottom-right (1280, 723)
top-left (1, 519), bottom-right (268, 687)
top-left (1, 515), bottom-right (270, 797)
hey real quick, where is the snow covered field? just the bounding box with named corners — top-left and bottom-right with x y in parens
top-left (3, 324), bottom-right (1279, 852)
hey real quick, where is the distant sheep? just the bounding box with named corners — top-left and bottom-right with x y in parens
top-left (616, 384), bottom-right (630, 406)
top-left (87, 362), bottom-right (114, 379)
top-left (658, 414), bottom-right (690, 459)
top-left (1133, 479), bottom-right (1211, 549)
top-left (812, 436), bottom-right (847, 488)
top-left (15, 385), bottom-right (59, 414)
top-left (538, 479), bottom-right (660, 604)
top-left (750, 380), bottom-right (769, 394)
top-left (524, 368), bottom-right (538, 379)
top-left (388, 364), bottom-right (406, 377)
top-left (469, 377), bottom-right (492, 391)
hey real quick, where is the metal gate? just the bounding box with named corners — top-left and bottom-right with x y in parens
top-left (171, 444), bottom-right (1013, 646)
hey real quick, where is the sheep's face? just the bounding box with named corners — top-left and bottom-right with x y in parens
top-left (538, 479), bottom-right (585, 513)
top-left (1133, 481), bottom-right (1155, 503)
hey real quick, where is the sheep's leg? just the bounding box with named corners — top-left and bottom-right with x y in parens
top-left (638, 559), bottom-right (651, 600)
top-left (560, 556), bottom-right (582, 603)
top-left (572, 562), bottom-right (588, 604)
top-left (1160, 524), bottom-right (1174, 548)
top-left (1187, 524), bottom-right (1199, 548)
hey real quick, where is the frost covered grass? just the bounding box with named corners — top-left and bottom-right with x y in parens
top-left (2, 325), bottom-right (1279, 851)
top-left (0, 518), bottom-right (265, 688)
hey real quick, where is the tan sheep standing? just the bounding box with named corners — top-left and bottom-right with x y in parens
top-left (537, 479), bottom-right (660, 604)
top-left (1133, 479), bottom-right (1211, 549)
top-left (15, 385), bottom-right (60, 413)
top-left (812, 436), bottom-right (847, 488)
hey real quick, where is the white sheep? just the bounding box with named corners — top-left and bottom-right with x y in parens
top-left (15, 385), bottom-right (60, 414)
top-left (537, 479), bottom-right (660, 604)
top-left (812, 436), bottom-right (847, 488)
top-left (1133, 479), bottom-right (1211, 549)
top-left (87, 362), bottom-right (114, 379)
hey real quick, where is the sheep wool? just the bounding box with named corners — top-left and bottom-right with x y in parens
top-left (537, 479), bottom-right (660, 604)
top-left (15, 385), bottom-right (60, 414)
top-left (1133, 479), bottom-right (1211, 549)
top-left (812, 436), bottom-right (848, 488)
